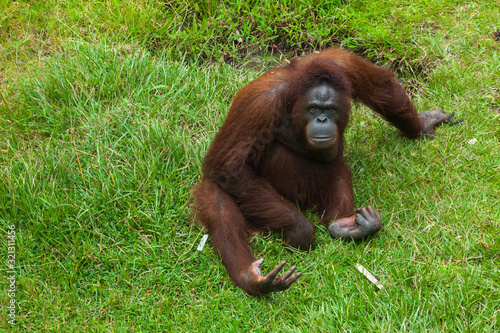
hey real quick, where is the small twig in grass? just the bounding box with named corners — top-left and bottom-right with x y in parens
top-left (197, 234), bottom-right (209, 251)
top-left (356, 264), bottom-right (383, 290)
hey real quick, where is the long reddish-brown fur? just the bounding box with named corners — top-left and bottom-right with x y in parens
top-left (192, 48), bottom-right (425, 295)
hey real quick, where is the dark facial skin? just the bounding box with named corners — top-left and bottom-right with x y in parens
top-left (274, 84), bottom-right (346, 162)
top-left (301, 84), bottom-right (344, 160)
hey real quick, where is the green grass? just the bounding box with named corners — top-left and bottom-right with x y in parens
top-left (1, 0), bottom-right (500, 331)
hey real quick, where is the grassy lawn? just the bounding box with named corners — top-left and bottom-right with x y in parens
top-left (1, 0), bottom-right (499, 331)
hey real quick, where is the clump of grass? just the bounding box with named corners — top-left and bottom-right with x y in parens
top-left (1, 0), bottom-right (481, 76)
top-left (1, 44), bottom-right (253, 329)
